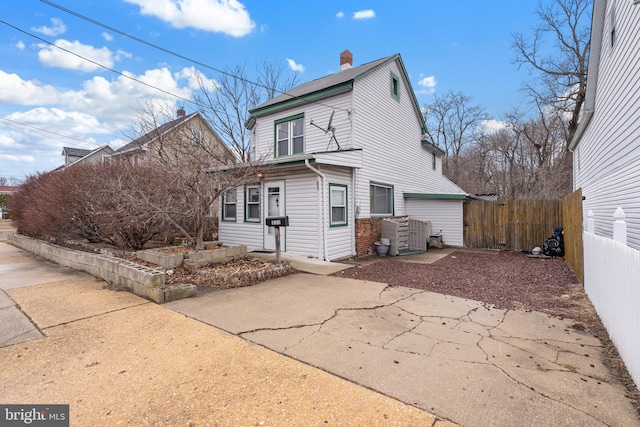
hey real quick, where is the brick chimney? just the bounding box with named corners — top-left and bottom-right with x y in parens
top-left (177, 107), bottom-right (185, 118)
top-left (340, 49), bottom-right (353, 71)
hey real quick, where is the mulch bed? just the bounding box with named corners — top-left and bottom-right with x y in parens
top-left (164, 257), bottom-right (295, 289)
top-left (334, 250), bottom-right (640, 417)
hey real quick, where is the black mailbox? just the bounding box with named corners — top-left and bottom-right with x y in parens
top-left (265, 216), bottom-right (289, 227)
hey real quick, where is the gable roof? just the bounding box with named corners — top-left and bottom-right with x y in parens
top-left (61, 147), bottom-right (92, 157)
top-left (114, 112), bottom-right (198, 154)
top-left (248, 53), bottom-right (425, 131)
top-left (63, 144), bottom-right (114, 169)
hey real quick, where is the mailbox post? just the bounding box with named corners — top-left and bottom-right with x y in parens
top-left (265, 216), bottom-right (289, 264)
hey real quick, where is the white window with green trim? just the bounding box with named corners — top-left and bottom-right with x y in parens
top-left (432, 152), bottom-right (437, 170)
top-left (275, 114), bottom-right (304, 157)
top-left (370, 182), bottom-right (394, 216)
top-left (329, 184), bottom-right (348, 227)
top-left (222, 190), bottom-right (237, 221)
top-left (245, 185), bottom-right (260, 222)
top-left (390, 72), bottom-right (400, 102)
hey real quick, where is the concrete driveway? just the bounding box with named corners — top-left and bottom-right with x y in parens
top-left (166, 271), bottom-right (640, 427)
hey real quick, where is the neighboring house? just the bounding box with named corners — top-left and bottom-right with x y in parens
top-left (60, 145), bottom-right (114, 169)
top-left (570, 0), bottom-right (640, 249)
top-left (219, 50), bottom-right (467, 261)
top-left (569, 0), bottom-right (640, 389)
top-left (0, 185), bottom-right (17, 219)
top-left (111, 108), bottom-right (230, 166)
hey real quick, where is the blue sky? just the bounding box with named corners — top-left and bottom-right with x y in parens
top-left (1, 0), bottom-right (546, 181)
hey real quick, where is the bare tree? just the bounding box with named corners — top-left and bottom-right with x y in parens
top-left (128, 103), bottom-right (266, 250)
top-left (193, 62), bottom-right (299, 162)
top-left (512, 0), bottom-right (592, 148)
top-left (423, 91), bottom-right (487, 183)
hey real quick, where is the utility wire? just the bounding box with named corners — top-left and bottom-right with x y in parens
top-left (39, 0), bottom-right (347, 112)
top-left (0, 21), bottom-right (197, 106)
top-left (0, 116), bottom-right (102, 147)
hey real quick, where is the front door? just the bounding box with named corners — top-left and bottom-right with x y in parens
top-left (264, 180), bottom-right (285, 250)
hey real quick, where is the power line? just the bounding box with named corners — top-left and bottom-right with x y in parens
top-left (0, 20), bottom-right (197, 107)
top-left (39, 0), bottom-right (348, 112)
top-left (0, 116), bottom-right (101, 147)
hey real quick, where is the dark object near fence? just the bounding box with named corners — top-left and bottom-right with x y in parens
top-left (543, 227), bottom-right (564, 257)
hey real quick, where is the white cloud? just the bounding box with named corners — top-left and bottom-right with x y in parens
top-left (479, 119), bottom-right (507, 134)
top-left (175, 66), bottom-right (218, 91)
top-left (9, 108), bottom-right (105, 137)
top-left (102, 32), bottom-right (114, 42)
top-left (0, 70), bottom-right (61, 105)
top-left (336, 11), bottom-right (344, 18)
top-left (0, 153), bottom-right (35, 162)
top-left (15, 41), bottom-right (25, 50)
top-left (286, 58), bottom-right (305, 73)
top-left (353, 9), bottom-right (375, 20)
top-left (37, 40), bottom-right (131, 72)
top-left (417, 75), bottom-right (437, 95)
top-left (125, 0), bottom-right (255, 37)
top-left (31, 18), bottom-right (67, 36)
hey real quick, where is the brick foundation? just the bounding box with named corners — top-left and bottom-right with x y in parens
top-left (355, 218), bottom-right (384, 256)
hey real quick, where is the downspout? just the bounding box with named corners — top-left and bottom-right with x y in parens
top-left (305, 158), bottom-right (329, 261)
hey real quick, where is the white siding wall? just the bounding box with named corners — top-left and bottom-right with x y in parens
top-left (323, 166), bottom-right (354, 260)
top-left (283, 172), bottom-right (321, 258)
top-left (351, 59), bottom-right (465, 219)
top-left (405, 199), bottom-right (464, 247)
top-left (575, 0), bottom-right (640, 250)
top-left (219, 187), bottom-right (263, 251)
top-left (253, 92), bottom-right (354, 159)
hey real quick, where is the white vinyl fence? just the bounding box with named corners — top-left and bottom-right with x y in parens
top-left (583, 209), bottom-right (640, 388)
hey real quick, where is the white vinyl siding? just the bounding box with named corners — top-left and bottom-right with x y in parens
top-left (352, 59), bottom-right (465, 219)
top-left (281, 172), bottom-right (320, 257)
top-left (574, 0), bottom-right (640, 249)
top-left (324, 167), bottom-right (354, 259)
top-left (252, 92), bottom-right (353, 159)
top-left (405, 199), bottom-right (464, 247)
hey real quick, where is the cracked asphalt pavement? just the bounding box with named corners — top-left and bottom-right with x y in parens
top-left (166, 273), bottom-right (640, 427)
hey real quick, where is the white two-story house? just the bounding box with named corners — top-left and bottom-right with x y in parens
top-left (219, 50), bottom-right (467, 261)
top-left (570, 0), bottom-right (640, 249)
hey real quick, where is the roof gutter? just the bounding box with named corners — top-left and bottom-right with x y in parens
top-left (569, 0), bottom-right (606, 151)
top-left (304, 159), bottom-right (329, 261)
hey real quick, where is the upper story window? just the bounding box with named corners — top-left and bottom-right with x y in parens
top-left (432, 152), bottom-right (437, 170)
top-left (275, 114), bottom-right (304, 157)
top-left (192, 129), bottom-right (203, 146)
top-left (390, 72), bottom-right (400, 102)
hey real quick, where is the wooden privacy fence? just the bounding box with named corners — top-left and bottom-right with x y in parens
top-left (463, 189), bottom-right (583, 282)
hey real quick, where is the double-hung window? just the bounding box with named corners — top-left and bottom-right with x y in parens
top-left (222, 190), bottom-right (237, 221)
top-left (329, 184), bottom-right (347, 227)
top-left (245, 185), bottom-right (260, 222)
top-left (370, 182), bottom-right (394, 216)
top-left (275, 114), bottom-right (304, 157)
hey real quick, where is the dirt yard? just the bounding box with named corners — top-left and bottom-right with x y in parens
top-left (334, 250), bottom-right (640, 417)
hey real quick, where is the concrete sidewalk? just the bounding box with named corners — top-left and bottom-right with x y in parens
top-left (0, 237), bottom-right (443, 426)
top-left (167, 273), bottom-right (640, 427)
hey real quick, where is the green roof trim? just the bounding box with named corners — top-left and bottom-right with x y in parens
top-left (420, 140), bottom-right (446, 156)
top-left (403, 193), bottom-right (467, 200)
top-left (249, 82), bottom-right (353, 118)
